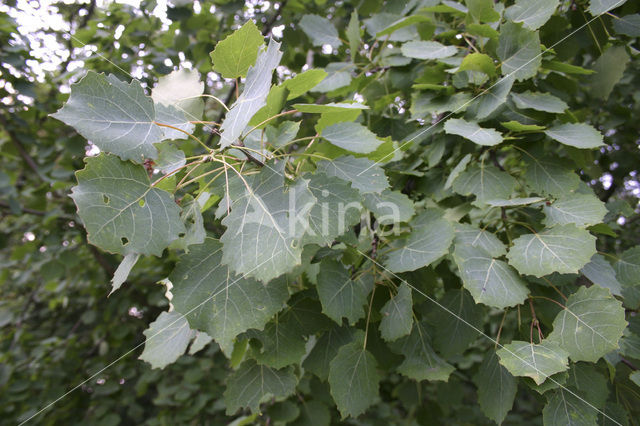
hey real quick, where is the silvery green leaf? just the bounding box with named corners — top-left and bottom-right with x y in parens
top-left (444, 118), bottom-right (503, 146)
top-left (497, 21), bottom-right (541, 81)
top-left (51, 72), bottom-right (165, 162)
top-left (316, 259), bottom-right (374, 325)
top-left (299, 14), bottom-right (342, 48)
top-left (469, 74), bottom-right (515, 119)
top-left (588, 0), bottom-right (628, 16)
top-left (223, 360), bottom-right (297, 414)
top-left (545, 123), bottom-right (605, 149)
top-left (379, 282), bottom-right (413, 342)
top-left (580, 254), bottom-right (622, 296)
top-left (522, 149), bottom-right (580, 196)
top-left (507, 225), bottom-right (596, 277)
top-left (474, 351), bottom-right (517, 424)
top-left (363, 190), bottom-right (415, 225)
top-left (548, 286), bottom-right (627, 362)
top-left (431, 289), bottom-right (483, 357)
top-left (454, 223), bottom-right (507, 257)
top-left (219, 39), bottom-right (283, 148)
top-left (170, 238), bottom-right (290, 354)
top-left (321, 122), bottom-right (384, 154)
top-left (155, 142), bottom-right (186, 174)
top-left (454, 245), bottom-right (529, 309)
top-left (316, 155), bottom-right (389, 193)
top-left (401, 41), bottom-right (457, 60)
top-left (139, 311), bottom-right (194, 369)
top-left (384, 210), bottom-right (454, 273)
top-left (497, 340), bottom-right (569, 385)
top-left (543, 193), bottom-right (607, 227)
top-left (542, 388), bottom-right (598, 426)
top-left (504, 0), bottom-right (559, 30)
top-left (302, 173), bottom-right (362, 246)
top-left (452, 163), bottom-right (517, 203)
top-left (110, 253), bottom-right (139, 295)
top-left (511, 91), bottom-right (568, 113)
top-left (221, 161), bottom-right (315, 282)
top-left (265, 121), bottom-right (300, 147)
top-left (485, 197), bottom-right (545, 207)
top-left (328, 341), bottom-right (381, 418)
top-left (70, 154), bottom-right (185, 256)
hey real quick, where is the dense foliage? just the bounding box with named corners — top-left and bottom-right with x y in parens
top-left (2, 0), bottom-right (640, 424)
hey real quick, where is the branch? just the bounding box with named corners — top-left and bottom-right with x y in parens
top-left (234, 140), bottom-right (265, 167)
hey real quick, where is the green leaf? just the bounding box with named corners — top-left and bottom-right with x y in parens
top-left (328, 341), bottom-right (381, 418)
top-left (458, 53), bottom-right (496, 77)
top-left (466, 0), bottom-right (500, 22)
top-left (321, 122), bottom-right (384, 154)
top-left (542, 388), bottom-right (598, 426)
top-left (486, 197), bottom-right (545, 206)
top-left (170, 238), bottom-right (289, 354)
top-left (444, 154), bottom-right (472, 190)
top-left (70, 154), bottom-right (185, 256)
top-left (380, 282), bottom-right (413, 342)
top-left (542, 60), bottom-right (596, 75)
top-left (454, 223), bottom-right (507, 257)
top-left (389, 320), bottom-right (455, 382)
top-left (580, 254), bottom-right (622, 296)
top-left (511, 91), bottom-right (568, 113)
top-left (431, 289), bottom-right (483, 357)
top-left (401, 41), bottom-right (457, 60)
top-left (363, 190), bottom-right (415, 225)
top-left (312, 62), bottom-right (354, 93)
top-left (220, 161), bottom-right (315, 282)
top-left (139, 311), bottom-right (194, 369)
top-left (316, 259), bottom-right (374, 325)
top-left (545, 123), bottom-right (604, 149)
top-left (504, 0), bottom-right (559, 30)
top-left (346, 11), bottom-right (361, 61)
top-left (588, 0), bottom-right (628, 16)
top-left (566, 363), bottom-right (609, 409)
top-left (290, 401), bottom-right (331, 426)
top-left (470, 75), bottom-right (515, 119)
top-left (497, 21), bottom-right (541, 81)
top-left (548, 286), bottom-right (627, 362)
top-left (293, 102), bottom-right (368, 113)
top-left (151, 68), bottom-right (204, 120)
top-left (613, 14), bottom-right (640, 37)
top-left (110, 253), bottom-right (139, 295)
top-left (301, 173), bottom-right (362, 246)
top-left (303, 326), bottom-right (360, 380)
top-left (444, 119), bottom-right (503, 146)
top-left (497, 340), bottom-right (569, 385)
top-left (614, 246), bottom-right (640, 286)
top-left (376, 15), bottom-right (430, 37)
top-left (51, 72), bottom-right (172, 162)
top-left (454, 245), bottom-right (529, 309)
top-left (218, 39), bottom-right (283, 148)
top-left (474, 351), bottom-right (517, 425)
top-left (384, 210), bottom-right (454, 273)
top-left (507, 225), bottom-right (596, 277)
top-left (282, 69), bottom-right (328, 100)
top-left (543, 193), bottom-right (607, 227)
top-left (501, 121), bottom-right (546, 132)
top-left (467, 23), bottom-right (500, 39)
top-left (452, 163), bottom-right (517, 203)
top-left (245, 314), bottom-right (309, 368)
top-left (587, 45), bottom-right (630, 100)
top-left (299, 14), bottom-right (341, 48)
top-left (265, 121), bottom-right (300, 147)
top-left (316, 155), bottom-right (389, 194)
top-left (411, 92), bottom-right (472, 119)
top-left (248, 85), bottom-right (288, 128)
top-left (210, 20), bottom-right (264, 79)
top-left (223, 360), bottom-right (297, 414)
top-left (522, 151), bottom-right (580, 196)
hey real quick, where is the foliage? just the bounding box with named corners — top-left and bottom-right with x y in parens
top-left (2, 0), bottom-right (640, 425)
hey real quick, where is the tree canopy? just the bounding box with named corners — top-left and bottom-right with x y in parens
top-left (1, 0), bottom-right (640, 424)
